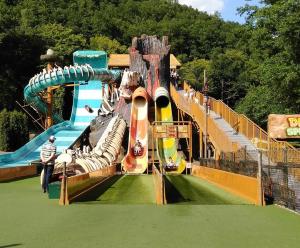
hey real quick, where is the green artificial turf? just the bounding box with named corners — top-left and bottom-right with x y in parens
top-left (76, 174), bottom-right (156, 204)
top-left (165, 175), bottom-right (249, 205)
top-left (0, 176), bottom-right (300, 248)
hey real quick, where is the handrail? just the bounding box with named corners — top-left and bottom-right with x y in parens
top-left (170, 84), bottom-right (237, 154)
top-left (181, 81), bottom-right (300, 163)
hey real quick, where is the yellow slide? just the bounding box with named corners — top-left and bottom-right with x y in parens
top-left (155, 87), bottom-right (186, 174)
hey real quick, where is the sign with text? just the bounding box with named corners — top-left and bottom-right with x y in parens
top-left (177, 125), bottom-right (189, 138)
top-left (268, 114), bottom-right (300, 139)
top-left (153, 125), bottom-right (190, 139)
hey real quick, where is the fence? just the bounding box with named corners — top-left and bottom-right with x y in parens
top-left (196, 156), bottom-right (300, 212)
top-left (199, 158), bottom-right (258, 178)
top-left (59, 165), bottom-right (116, 205)
top-left (263, 163), bottom-right (300, 212)
top-left (221, 147), bottom-right (258, 163)
top-left (181, 81), bottom-right (300, 164)
top-left (193, 159), bottom-right (261, 204)
top-left (170, 84), bottom-right (237, 153)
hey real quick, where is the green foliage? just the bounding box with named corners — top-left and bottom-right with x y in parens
top-left (209, 49), bottom-right (248, 106)
top-left (236, 85), bottom-right (288, 129)
top-left (0, 33), bottom-right (45, 110)
top-left (37, 24), bottom-right (86, 58)
top-left (0, 109), bottom-right (10, 151)
top-left (179, 59), bottom-right (210, 90)
top-left (90, 35), bottom-right (127, 54)
top-left (0, 109), bottom-right (29, 151)
top-left (0, 0), bottom-right (300, 131)
top-left (53, 87), bottom-right (65, 118)
top-left (9, 110), bottom-right (29, 151)
top-left (234, 0), bottom-right (300, 126)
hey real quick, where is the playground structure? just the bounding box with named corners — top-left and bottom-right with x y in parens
top-left (0, 35), bottom-right (299, 212)
top-left (122, 87), bottom-right (149, 173)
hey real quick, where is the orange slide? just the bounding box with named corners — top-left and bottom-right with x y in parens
top-left (122, 87), bottom-right (148, 173)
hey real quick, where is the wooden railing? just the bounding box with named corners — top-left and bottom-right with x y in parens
top-left (192, 163), bottom-right (262, 205)
top-left (59, 165), bottom-right (116, 205)
top-left (171, 84), bottom-right (237, 154)
top-left (180, 81), bottom-right (300, 163)
top-left (152, 165), bottom-right (165, 204)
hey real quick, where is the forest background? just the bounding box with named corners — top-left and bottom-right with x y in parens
top-left (0, 0), bottom-right (299, 150)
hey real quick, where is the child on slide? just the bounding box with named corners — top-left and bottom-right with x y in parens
top-left (133, 139), bottom-right (143, 156)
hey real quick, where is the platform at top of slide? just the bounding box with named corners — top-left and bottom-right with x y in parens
top-left (0, 51), bottom-right (112, 168)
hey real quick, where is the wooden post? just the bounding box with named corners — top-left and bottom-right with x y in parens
top-left (204, 101), bottom-right (208, 159)
top-left (59, 162), bottom-right (67, 206)
top-left (257, 150), bottom-right (264, 206)
top-left (45, 63), bottom-right (54, 129)
top-left (189, 122), bottom-right (192, 175)
top-left (199, 130), bottom-right (203, 158)
top-left (152, 125), bottom-right (155, 170)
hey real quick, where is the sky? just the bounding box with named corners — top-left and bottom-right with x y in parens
top-left (178, 0), bottom-right (262, 23)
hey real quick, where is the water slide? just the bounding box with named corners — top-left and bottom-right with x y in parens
top-left (122, 87), bottom-right (148, 173)
top-left (155, 87), bottom-right (186, 174)
top-left (0, 51), bottom-right (120, 168)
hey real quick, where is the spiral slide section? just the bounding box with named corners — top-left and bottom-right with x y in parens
top-left (122, 87), bottom-right (149, 173)
top-left (0, 51), bottom-right (120, 168)
top-left (155, 87), bottom-right (186, 174)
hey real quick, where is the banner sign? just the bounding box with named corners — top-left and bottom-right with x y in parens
top-left (268, 114), bottom-right (300, 139)
top-left (153, 125), bottom-right (190, 139)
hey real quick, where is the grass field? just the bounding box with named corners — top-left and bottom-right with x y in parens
top-left (0, 176), bottom-right (300, 248)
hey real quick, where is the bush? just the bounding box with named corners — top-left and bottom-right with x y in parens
top-left (0, 109), bottom-right (10, 151)
top-left (0, 109), bottom-right (29, 151)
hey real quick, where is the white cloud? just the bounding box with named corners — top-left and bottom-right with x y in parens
top-left (178, 0), bottom-right (224, 14)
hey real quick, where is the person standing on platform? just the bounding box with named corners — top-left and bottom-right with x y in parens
top-left (40, 135), bottom-right (57, 193)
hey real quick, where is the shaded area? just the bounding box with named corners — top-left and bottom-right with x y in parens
top-left (164, 175), bottom-right (185, 203)
top-left (77, 175), bottom-right (156, 204)
top-left (0, 245), bottom-right (22, 248)
top-left (74, 175), bottom-right (123, 203)
top-left (166, 175), bottom-right (249, 205)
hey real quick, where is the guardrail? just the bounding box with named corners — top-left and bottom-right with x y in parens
top-left (192, 160), bottom-right (263, 205)
top-left (152, 165), bottom-right (165, 204)
top-left (0, 165), bottom-right (37, 182)
top-left (59, 165), bottom-right (116, 205)
top-left (181, 81), bottom-right (300, 164)
top-left (170, 84), bottom-right (238, 154)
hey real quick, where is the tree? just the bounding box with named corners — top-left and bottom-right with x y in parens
top-left (90, 35), bottom-right (127, 54)
top-left (9, 110), bottom-right (29, 151)
top-left (0, 33), bottom-right (45, 110)
top-left (37, 23), bottom-right (87, 59)
top-left (237, 0), bottom-right (300, 121)
top-left (209, 49), bottom-right (248, 106)
top-left (0, 109), bottom-right (28, 151)
top-left (179, 59), bottom-right (210, 90)
top-left (0, 109), bottom-right (10, 151)
top-left (236, 85), bottom-right (288, 129)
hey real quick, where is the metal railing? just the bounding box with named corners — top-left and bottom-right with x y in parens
top-left (198, 158), bottom-right (258, 178)
top-left (180, 81), bottom-right (300, 164)
top-left (171, 84), bottom-right (237, 153)
top-left (197, 157), bottom-right (300, 212)
top-left (263, 163), bottom-right (300, 212)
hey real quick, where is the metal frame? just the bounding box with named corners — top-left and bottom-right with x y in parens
top-left (151, 120), bottom-right (192, 174)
